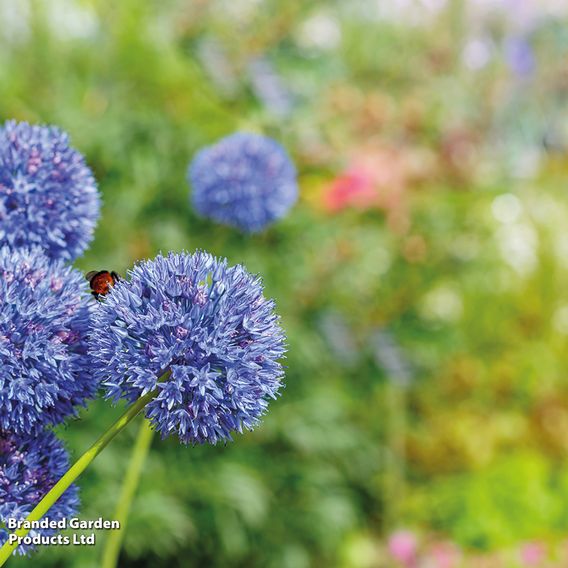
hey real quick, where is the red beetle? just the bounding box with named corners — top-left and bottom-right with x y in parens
top-left (86, 270), bottom-right (120, 300)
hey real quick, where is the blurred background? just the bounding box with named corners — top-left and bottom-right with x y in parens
top-left (2, 0), bottom-right (568, 566)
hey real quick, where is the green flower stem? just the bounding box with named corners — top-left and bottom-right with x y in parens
top-left (101, 418), bottom-right (155, 568)
top-left (0, 372), bottom-right (169, 566)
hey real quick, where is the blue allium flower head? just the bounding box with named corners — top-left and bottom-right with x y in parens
top-left (188, 132), bottom-right (298, 233)
top-left (0, 120), bottom-right (100, 261)
top-left (0, 430), bottom-right (79, 555)
top-left (90, 251), bottom-right (286, 444)
top-left (0, 247), bottom-right (96, 434)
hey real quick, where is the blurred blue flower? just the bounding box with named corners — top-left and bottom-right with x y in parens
top-left (0, 429), bottom-right (79, 555)
top-left (0, 120), bottom-right (100, 261)
top-left (90, 251), bottom-right (286, 444)
top-left (0, 247), bottom-right (96, 434)
top-left (247, 57), bottom-right (295, 118)
top-left (371, 328), bottom-right (413, 387)
top-left (504, 36), bottom-right (535, 78)
top-left (188, 132), bottom-right (298, 233)
top-left (318, 311), bottom-right (358, 367)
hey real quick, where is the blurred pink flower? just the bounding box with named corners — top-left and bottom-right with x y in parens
top-left (388, 530), bottom-right (418, 567)
top-left (520, 541), bottom-right (546, 566)
top-left (322, 144), bottom-right (435, 233)
top-left (323, 166), bottom-right (378, 212)
top-left (427, 541), bottom-right (461, 568)
top-left (322, 146), bottom-right (409, 215)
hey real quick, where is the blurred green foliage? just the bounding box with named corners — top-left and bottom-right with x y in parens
top-left (3, 0), bottom-right (568, 566)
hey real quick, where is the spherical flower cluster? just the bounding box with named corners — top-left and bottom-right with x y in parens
top-left (0, 247), bottom-right (96, 434)
top-left (188, 132), bottom-right (298, 233)
top-left (0, 430), bottom-right (79, 554)
top-left (89, 251), bottom-right (286, 444)
top-left (0, 120), bottom-right (100, 261)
